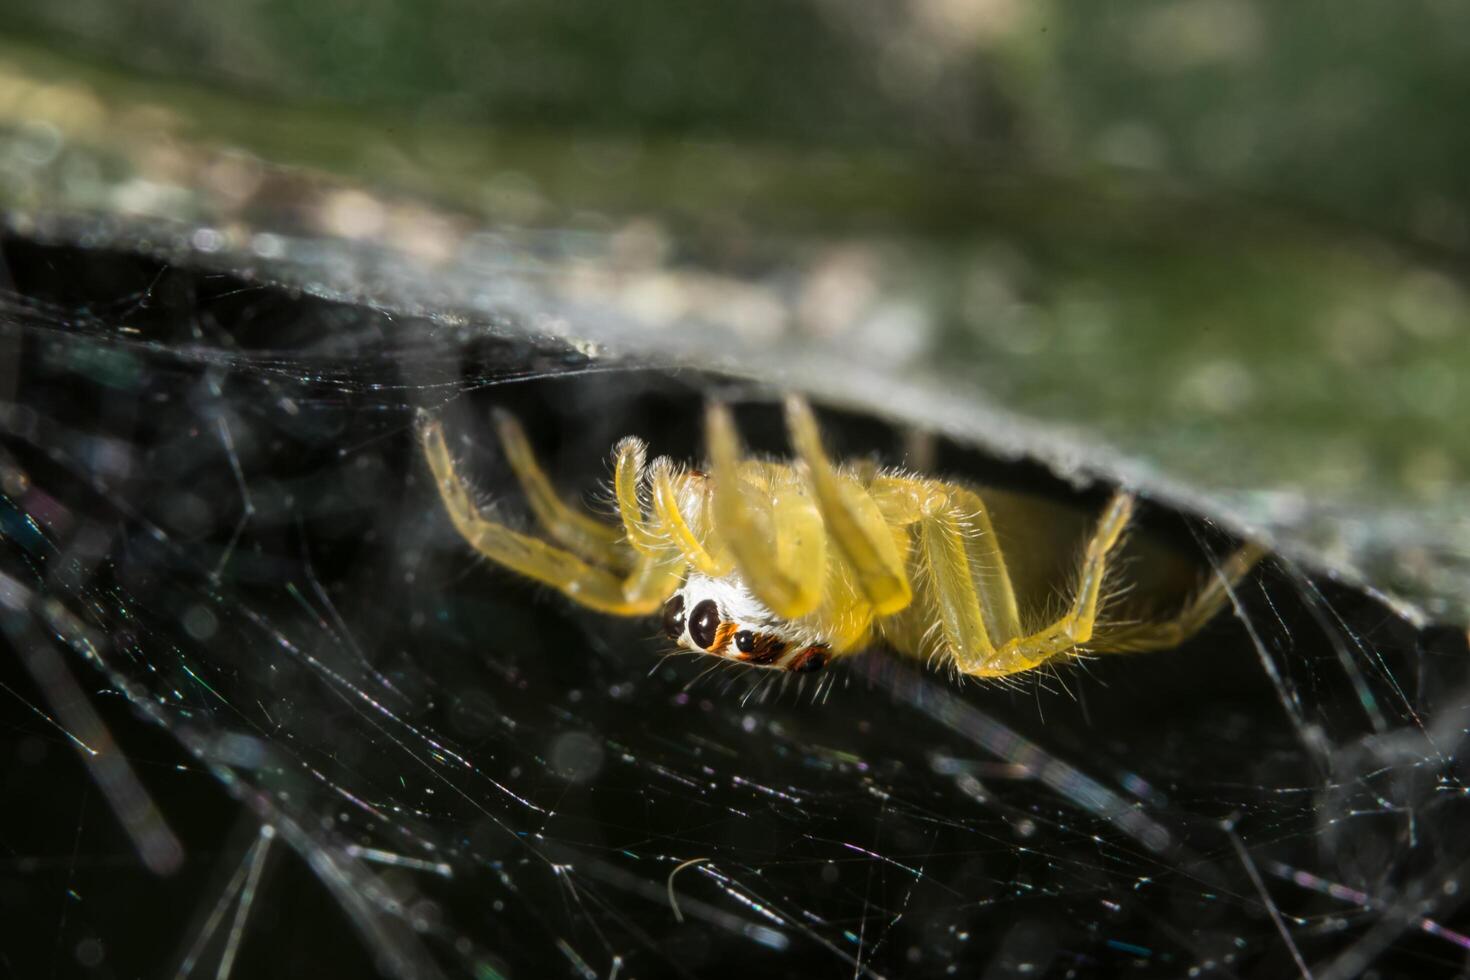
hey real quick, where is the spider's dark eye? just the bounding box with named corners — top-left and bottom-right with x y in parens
top-left (790, 646), bottom-right (829, 673)
top-left (688, 599), bottom-right (720, 650)
top-left (661, 594), bottom-right (686, 640)
top-left (734, 630), bottom-right (755, 654)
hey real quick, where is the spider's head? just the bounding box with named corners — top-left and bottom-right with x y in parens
top-left (660, 574), bottom-right (829, 673)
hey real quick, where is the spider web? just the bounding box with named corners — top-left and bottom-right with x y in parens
top-left (1, 234), bottom-right (1467, 980)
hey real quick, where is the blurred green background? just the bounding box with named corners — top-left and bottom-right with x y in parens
top-left (1, 0), bottom-right (1467, 624)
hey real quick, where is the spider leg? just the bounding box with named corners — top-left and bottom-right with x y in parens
top-left (919, 501), bottom-right (1000, 671)
top-left (613, 435), bottom-right (733, 576)
top-left (611, 434), bottom-right (667, 556)
top-left (784, 395), bottom-right (911, 615)
top-left (1090, 541), bottom-right (1268, 653)
top-left (491, 409), bottom-right (630, 569)
top-left (421, 415), bottom-right (682, 615)
top-left (649, 457), bottom-right (733, 577)
top-left (705, 402), bottom-right (824, 619)
top-left (928, 491), bottom-right (1133, 678)
top-left (944, 486), bottom-right (1025, 645)
top-left (982, 491), bottom-right (1134, 676)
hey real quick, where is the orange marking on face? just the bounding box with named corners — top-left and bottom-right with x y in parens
top-left (710, 621), bottom-right (739, 655)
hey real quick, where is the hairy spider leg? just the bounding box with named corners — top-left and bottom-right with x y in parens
top-left (946, 486), bottom-right (1027, 644)
top-left (919, 500), bottom-right (1002, 670)
top-left (613, 434), bottom-right (733, 577)
top-left (419, 414), bottom-right (683, 615)
top-left (491, 409), bottom-right (630, 569)
top-left (705, 403), bottom-right (825, 619)
top-left (1090, 540), bottom-right (1268, 653)
top-left (990, 491), bottom-right (1134, 674)
top-left (866, 477), bottom-right (1024, 648)
top-left (648, 457), bottom-right (733, 578)
top-left (784, 395), bottom-right (912, 616)
top-left (922, 490), bottom-right (1135, 678)
top-left (611, 435), bottom-right (664, 556)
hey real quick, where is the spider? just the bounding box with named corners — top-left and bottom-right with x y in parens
top-left (418, 396), bottom-right (1265, 680)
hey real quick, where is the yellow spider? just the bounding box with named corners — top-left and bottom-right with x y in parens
top-left (418, 396), bottom-right (1265, 680)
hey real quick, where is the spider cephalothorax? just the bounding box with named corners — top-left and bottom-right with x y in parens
top-left (419, 396), bottom-right (1264, 682)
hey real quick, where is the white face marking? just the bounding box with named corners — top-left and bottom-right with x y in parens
top-left (662, 573), bottom-right (832, 671)
top-left (681, 575), bottom-right (776, 639)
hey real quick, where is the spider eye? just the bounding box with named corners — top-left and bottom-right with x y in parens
top-left (687, 599), bottom-right (720, 650)
top-left (734, 630), bottom-right (755, 654)
top-left (661, 594), bottom-right (686, 640)
top-left (789, 646), bottom-right (829, 673)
